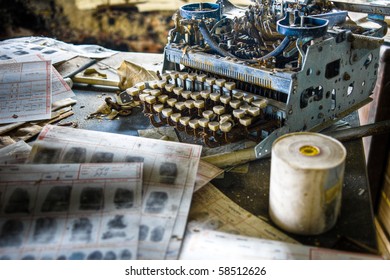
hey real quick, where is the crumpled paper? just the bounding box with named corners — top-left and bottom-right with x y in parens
top-left (117, 60), bottom-right (158, 90)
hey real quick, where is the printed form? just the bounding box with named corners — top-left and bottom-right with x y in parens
top-left (0, 61), bottom-right (52, 124)
top-left (27, 124), bottom-right (203, 260)
top-left (0, 162), bottom-right (143, 260)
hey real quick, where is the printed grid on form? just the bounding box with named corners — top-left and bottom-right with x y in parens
top-left (0, 61), bottom-right (51, 124)
top-left (0, 54), bottom-right (75, 103)
top-left (0, 162), bottom-right (143, 260)
top-left (27, 124), bottom-right (202, 259)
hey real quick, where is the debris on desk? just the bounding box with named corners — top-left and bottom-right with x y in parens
top-left (117, 60), bottom-right (158, 91)
top-left (72, 62), bottom-right (120, 87)
top-left (188, 183), bottom-right (298, 244)
top-left (1, 106), bottom-right (74, 144)
top-left (0, 136), bottom-right (16, 148)
top-left (138, 126), bottom-right (179, 142)
top-left (179, 228), bottom-right (382, 260)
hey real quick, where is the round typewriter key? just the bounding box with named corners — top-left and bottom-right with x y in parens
top-left (200, 90), bottom-right (210, 99)
top-left (175, 101), bottom-right (186, 111)
top-left (179, 117), bottom-right (191, 126)
top-left (198, 118), bottom-right (209, 127)
top-left (233, 109), bottom-right (246, 118)
top-left (230, 99), bottom-right (241, 109)
top-left (189, 119), bottom-right (199, 129)
top-left (215, 78), bottom-right (226, 87)
top-left (248, 107), bottom-right (261, 117)
top-left (208, 121), bottom-right (220, 131)
top-left (158, 94), bottom-right (169, 103)
top-left (239, 117), bottom-right (252, 126)
top-left (220, 95), bottom-right (231, 104)
top-left (150, 89), bottom-right (161, 97)
top-left (202, 110), bottom-right (215, 119)
top-left (210, 92), bottom-right (221, 102)
top-left (170, 113), bottom-right (181, 122)
top-left (162, 108), bottom-right (173, 117)
top-left (213, 105), bottom-right (225, 115)
top-left (194, 100), bottom-right (205, 109)
top-left (224, 81), bottom-right (236, 91)
top-left (181, 91), bottom-right (191, 99)
top-left (220, 121), bottom-right (233, 132)
top-left (185, 100), bottom-right (195, 109)
top-left (167, 98), bottom-right (177, 107)
top-left (126, 87), bottom-right (139, 96)
top-left (153, 104), bottom-right (164, 113)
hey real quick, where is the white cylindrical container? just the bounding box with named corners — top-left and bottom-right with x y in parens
top-left (269, 132), bottom-right (347, 235)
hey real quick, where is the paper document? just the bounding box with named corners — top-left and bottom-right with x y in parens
top-left (27, 124), bottom-right (202, 259)
top-left (0, 54), bottom-right (75, 103)
top-left (0, 41), bottom-right (76, 65)
top-left (0, 141), bottom-right (31, 164)
top-left (188, 183), bottom-right (298, 244)
top-left (0, 61), bottom-right (52, 124)
top-left (0, 162), bottom-right (143, 260)
top-left (179, 229), bottom-right (382, 260)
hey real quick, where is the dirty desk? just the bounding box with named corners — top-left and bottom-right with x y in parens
top-left (64, 52), bottom-right (377, 255)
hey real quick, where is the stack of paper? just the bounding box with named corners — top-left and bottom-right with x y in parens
top-left (0, 124), bottom-right (203, 260)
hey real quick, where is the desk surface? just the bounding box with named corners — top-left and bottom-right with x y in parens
top-left (65, 87), bottom-right (377, 254)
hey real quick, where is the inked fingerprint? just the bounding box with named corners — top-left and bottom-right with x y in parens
top-left (101, 231), bottom-right (126, 240)
top-left (79, 187), bottom-right (104, 210)
top-left (159, 162), bottom-right (177, 184)
top-left (138, 225), bottom-right (149, 241)
top-left (62, 147), bottom-right (87, 163)
top-left (108, 215), bottom-right (126, 229)
top-left (102, 215), bottom-right (127, 240)
top-left (145, 191), bottom-right (168, 213)
top-left (13, 50), bottom-right (29, 55)
top-left (41, 186), bottom-right (72, 212)
top-left (125, 156), bottom-right (144, 162)
top-left (32, 217), bottom-right (57, 244)
top-left (4, 188), bottom-right (30, 214)
top-left (90, 152), bottom-right (114, 163)
top-left (114, 188), bottom-right (134, 209)
top-left (87, 251), bottom-right (103, 260)
top-left (69, 252), bottom-right (85, 260)
top-left (120, 249), bottom-right (132, 260)
top-left (33, 147), bottom-right (61, 163)
top-left (70, 218), bottom-right (92, 242)
top-left (104, 251), bottom-right (116, 260)
top-left (150, 226), bottom-right (165, 242)
top-left (42, 50), bottom-right (57, 54)
top-left (30, 46), bottom-right (44, 51)
top-left (0, 219), bottom-right (24, 247)
top-left (0, 55), bottom-right (12, 60)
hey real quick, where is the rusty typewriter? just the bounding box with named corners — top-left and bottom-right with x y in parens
top-left (123, 0), bottom-right (388, 157)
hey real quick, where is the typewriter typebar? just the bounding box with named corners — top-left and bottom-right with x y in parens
top-left (125, 0), bottom-right (387, 157)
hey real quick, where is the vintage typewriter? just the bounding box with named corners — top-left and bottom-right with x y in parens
top-left (123, 0), bottom-right (387, 157)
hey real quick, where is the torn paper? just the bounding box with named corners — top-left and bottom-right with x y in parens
top-left (188, 183), bottom-right (298, 244)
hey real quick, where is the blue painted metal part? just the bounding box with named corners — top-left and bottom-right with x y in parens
top-left (277, 11), bottom-right (329, 38)
top-left (311, 11), bottom-right (348, 28)
top-left (180, 3), bottom-right (221, 20)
